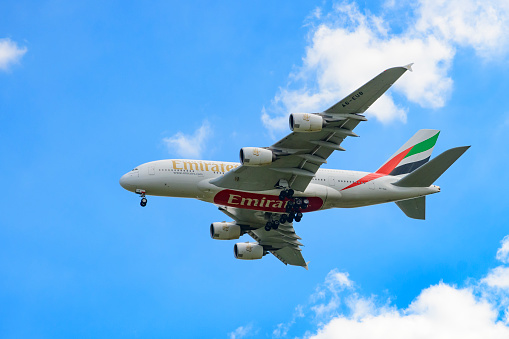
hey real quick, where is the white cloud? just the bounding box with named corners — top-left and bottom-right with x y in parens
top-left (262, 0), bottom-right (509, 134)
top-left (497, 235), bottom-right (509, 264)
top-left (311, 269), bottom-right (354, 320)
top-left (415, 0), bottom-right (509, 59)
top-left (307, 283), bottom-right (509, 339)
top-left (228, 323), bottom-right (255, 339)
top-left (0, 38), bottom-right (27, 71)
top-left (162, 120), bottom-right (212, 159)
top-left (273, 305), bottom-right (305, 338)
top-left (483, 266), bottom-right (509, 290)
top-left (273, 235), bottom-right (509, 338)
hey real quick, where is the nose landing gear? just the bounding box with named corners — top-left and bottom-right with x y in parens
top-left (136, 189), bottom-right (147, 207)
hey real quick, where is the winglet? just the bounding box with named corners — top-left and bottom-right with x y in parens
top-left (304, 261), bottom-right (310, 270)
top-left (404, 63), bottom-right (414, 72)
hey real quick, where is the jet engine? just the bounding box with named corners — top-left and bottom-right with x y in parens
top-left (289, 113), bottom-right (324, 132)
top-left (210, 222), bottom-right (241, 240)
top-left (239, 147), bottom-right (274, 166)
top-left (233, 242), bottom-right (264, 260)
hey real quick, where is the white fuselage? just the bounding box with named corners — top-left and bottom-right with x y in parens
top-left (119, 159), bottom-right (440, 213)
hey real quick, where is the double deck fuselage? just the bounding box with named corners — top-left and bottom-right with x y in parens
top-left (119, 159), bottom-right (440, 212)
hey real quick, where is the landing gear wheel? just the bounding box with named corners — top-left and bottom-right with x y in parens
top-left (265, 222), bottom-right (272, 232)
top-left (280, 214), bottom-right (287, 224)
top-left (294, 198), bottom-right (302, 206)
top-left (301, 198), bottom-right (309, 210)
top-left (287, 189), bottom-right (294, 198)
top-left (288, 216), bottom-right (294, 223)
top-left (272, 220), bottom-right (280, 230)
top-left (295, 212), bottom-right (303, 222)
top-left (278, 191), bottom-right (286, 201)
top-left (140, 197), bottom-right (147, 207)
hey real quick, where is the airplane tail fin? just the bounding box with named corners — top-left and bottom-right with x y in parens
top-left (393, 146), bottom-right (470, 188)
top-left (376, 129), bottom-right (440, 176)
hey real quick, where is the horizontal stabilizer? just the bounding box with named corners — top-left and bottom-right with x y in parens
top-left (393, 146), bottom-right (470, 187)
top-left (395, 196), bottom-right (425, 220)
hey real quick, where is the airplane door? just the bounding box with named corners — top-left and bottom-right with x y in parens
top-left (369, 181), bottom-right (375, 190)
top-left (149, 166), bottom-right (155, 175)
top-left (328, 176), bottom-right (336, 186)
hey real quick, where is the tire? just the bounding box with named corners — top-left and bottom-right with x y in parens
top-left (280, 215), bottom-right (287, 224)
top-left (294, 198), bottom-right (302, 205)
top-left (140, 201), bottom-right (146, 207)
top-left (265, 223), bottom-right (272, 232)
top-left (295, 216), bottom-right (301, 222)
top-left (141, 198), bottom-right (147, 204)
top-left (288, 216), bottom-right (294, 223)
top-left (296, 212), bottom-right (303, 219)
top-left (287, 189), bottom-right (294, 198)
top-left (279, 192), bottom-right (286, 201)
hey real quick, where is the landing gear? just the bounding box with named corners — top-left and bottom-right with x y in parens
top-left (295, 212), bottom-right (303, 222)
top-left (136, 189), bottom-right (147, 207)
top-left (265, 220), bottom-right (280, 231)
top-left (264, 192), bottom-right (311, 231)
top-left (140, 197), bottom-right (147, 207)
top-left (280, 214), bottom-right (287, 224)
top-left (272, 220), bottom-right (280, 230)
top-left (278, 188), bottom-right (295, 201)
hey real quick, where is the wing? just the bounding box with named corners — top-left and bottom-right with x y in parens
top-left (211, 64), bottom-right (412, 193)
top-left (218, 205), bottom-right (308, 269)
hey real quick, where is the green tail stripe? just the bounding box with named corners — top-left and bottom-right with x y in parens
top-left (404, 132), bottom-right (440, 159)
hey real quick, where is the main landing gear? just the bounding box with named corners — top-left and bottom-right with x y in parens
top-left (278, 188), bottom-right (294, 201)
top-left (264, 190), bottom-right (310, 232)
top-left (136, 189), bottom-right (147, 207)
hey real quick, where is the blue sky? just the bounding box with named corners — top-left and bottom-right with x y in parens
top-left (1, 1), bottom-right (509, 338)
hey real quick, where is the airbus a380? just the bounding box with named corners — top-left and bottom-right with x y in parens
top-left (120, 64), bottom-right (469, 269)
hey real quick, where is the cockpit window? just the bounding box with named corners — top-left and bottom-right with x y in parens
top-left (132, 168), bottom-right (138, 171)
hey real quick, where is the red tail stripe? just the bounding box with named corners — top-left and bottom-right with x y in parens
top-left (341, 172), bottom-right (385, 191)
top-left (376, 146), bottom-right (412, 175)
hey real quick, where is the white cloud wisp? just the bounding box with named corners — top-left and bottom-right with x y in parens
top-left (163, 120), bottom-right (212, 159)
top-left (0, 38), bottom-right (27, 71)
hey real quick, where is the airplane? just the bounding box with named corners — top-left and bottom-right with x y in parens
top-left (119, 64), bottom-right (469, 269)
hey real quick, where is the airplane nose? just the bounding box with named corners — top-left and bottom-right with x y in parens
top-left (119, 173), bottom-right (136, 191)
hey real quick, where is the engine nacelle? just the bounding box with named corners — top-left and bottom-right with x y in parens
top-left (239, 147), bottom-right (274, 166)
top-left (233, 242), bottom-right (264, 260)
top-left (289, 113), bottom-right (324, 132)
top-left (210, 222), bottom-right (241, 240)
